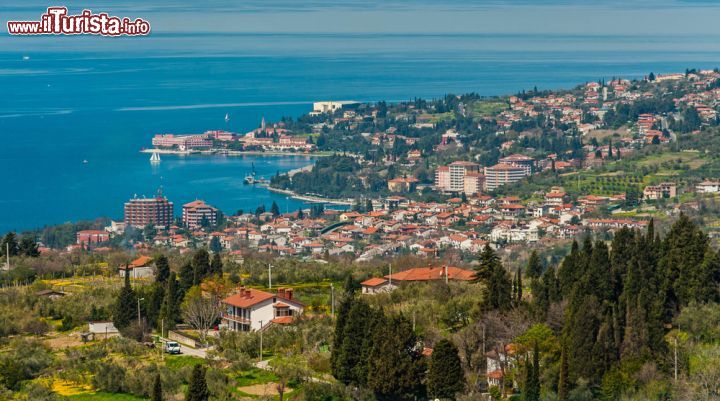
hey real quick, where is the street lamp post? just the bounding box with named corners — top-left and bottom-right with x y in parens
top-left (137, 297), bottom-right (145, 325)
top-left (259, 320), bottom-right (263, 361)
top-left (268, 264), bottom-right (273, 289)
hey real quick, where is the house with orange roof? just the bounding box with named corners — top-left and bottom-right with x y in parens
top-left (119, 255), bottom-right (155, 279)
top-left (360, 277), bottom-right (397, 295)
top-left (384, 266), bottom-right (475, 283)
top-left (221, 287), bottom-right (303, 331)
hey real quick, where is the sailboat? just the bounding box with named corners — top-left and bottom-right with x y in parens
top-left (224, 113), bottom-right (230, 123)
top-left (150, 151), bottom-right (161, 164)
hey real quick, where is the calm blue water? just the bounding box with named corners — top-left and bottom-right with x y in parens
top-left (1, 0), bottom-right (720, 233)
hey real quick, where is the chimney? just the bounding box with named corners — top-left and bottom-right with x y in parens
top-left (285, 288), bottom-right (293, 300)
top-left (277, 288), bottom-right (286, 298)
top-left (244, 289), bottom-right (251, 298)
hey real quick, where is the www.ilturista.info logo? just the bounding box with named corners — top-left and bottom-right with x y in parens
top-left (7, 7), bottom-right (151, 36)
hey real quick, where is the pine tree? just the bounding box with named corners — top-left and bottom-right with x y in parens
top-left (474, 247), bottom-right (513, 311)
top-left (186, 365), bottom-right (209, 401)
top-left (367, 314), bottom-right (425, 400)
top-left (365, 199), bottom-right (374, 212)
top-left (151, 373), bottom-right (163, 401)
top-left (270, 201), bottom-right (280, 216)
top-left (113, 272), bottom-right (136, 330)
top-left (526, 250), bottom-right (543, 279)
top-left (210, 253), bottom-right (223, 276)
top-left (18, 236), bottom-right (39, 257)
top-left (297, 208), bottom-right (304, 219)
top-left (525, 341), bottom-right (540, 401)
top-left (427, 339), bottom-right (465, 399)
top-left (192, 249), bottom-right (211, 285)
top-left (155, 255), bottom-right (170, 284)
top-left (0, 232), bottom-right (19, 257)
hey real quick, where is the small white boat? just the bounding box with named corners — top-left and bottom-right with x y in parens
top-left (22, 55), bottom-right (30, 61)
top-left (82, 159), bottom-right (88, 164)
top-left (224, 113), bottom-right (230, 123)
top-left (150, 152), bottom-right (161, 163)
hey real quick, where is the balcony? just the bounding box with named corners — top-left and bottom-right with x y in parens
top-left (222, 313), bottom-right (250, 324)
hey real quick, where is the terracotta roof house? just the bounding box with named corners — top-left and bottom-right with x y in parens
top-left (360, 277), bottom-right (398, 295)
top-left (221, 287), bottom-right (303, 331)
top-left (384, 266), bottom-right (475, 283)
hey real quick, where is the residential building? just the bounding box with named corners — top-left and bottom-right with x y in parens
top-left (385, 266), bottom-right (475, 283)
top-left (388, 177), bottom-right (419, 193)
top-left (119, 255), bottom-right (155, 279)
top-left (484, 164), bottom-right (527, 191)
top-left (124, 195), bottom-right (174, 228)
top-left (221, 287), bottom-right (303, 331)
top-left (435, 161), bottom-right (482, 194)
top-left (182, 200), bottom-right (220, 229)
top-left (360, 278), bottom-right (398, 294)
top-left (499, 154), bottom-right (535, 175)
top-left (76, 230), bottom-right (109, 245)
top-left (696, 180), bottom-right (720, 194)
top-left (643, 182), bottom-right (677, 200)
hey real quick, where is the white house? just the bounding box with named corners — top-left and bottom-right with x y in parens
top-left (221, 287), bottom-right (303, 332)
top-left (118, 255), bottom-right (155, 279)
top-left (360, 278), bottom-right (398, 295)
top-left (88, 321), bottom-right (119, 339)
top-left (697, 180), bottom-right (720, 194)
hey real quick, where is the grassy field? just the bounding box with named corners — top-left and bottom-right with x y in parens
top-left (470, 100), bottom-right (508, 117)
top-left (66, 393), bottom-right (146, 401)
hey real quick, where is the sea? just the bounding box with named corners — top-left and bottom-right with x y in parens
top-left (1, 0), bottom-right (719, 233)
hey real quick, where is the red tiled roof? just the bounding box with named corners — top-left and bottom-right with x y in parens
top-left (223, 288), bottom-right (275, 308)
top-left (361, 277), bottom-right (388, 287)
top-left (385, 266), bottom-right (475, 282)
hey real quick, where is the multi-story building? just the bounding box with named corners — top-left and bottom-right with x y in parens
top-left (643, 182), bottom-right (677, 200)
top-left (498, 154), bottom-right (535, 175)
top-left (388, 177), bottom-right (419, 193)
top-left (182, 200), bottom-right (220, 229)
top-left (76, 230), bottom-right (110, 245)
top-left (221, 287), bottom-right (304, 331)
top-left (435, 161), bottom-right (482, 194)
top-left (152, 133), bottom-right (212, 150)
top-left (484, 164), bottom-right (527, 191)
top-left (124, 195), bottom-right (174, 228)
top-left (463, 172), bottom-right (485, 196)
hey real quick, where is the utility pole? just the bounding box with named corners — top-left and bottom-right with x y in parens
top-left (330, 283), bottom-right (335, 316)
top-left (268, 264), bottom-right (272, 289)
top-left (388, 264), bottom-right (392, 286)
top-left (5, 243), bottom-right (9, 271)
top-left (445, 265), bottom-right (449, 284)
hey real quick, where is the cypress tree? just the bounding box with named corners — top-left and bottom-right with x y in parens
top-left (335, 299), bottom-right (376, 385)
top-left (367, 314), bottom-right (425, 400)
top-left (186, 365), bottom-right (209, 401)
top-left (516, 269), bottom-right (523, 303)
top-left (526, 250), bottom-right (543, 279)
top-left (331, 281), bottom-right (356, 379)
top-left (158, 272), bottom-right (179, 333)
top-left (113, 271), bottom-right (136, 330)
top-left (210, 253), bottom-right (223, 276)
top-left (155, 255), bottom-right (170, 284)
top-left (151, 373), bottom-right (163, 401)
top-left (271, 201), bottom-right (280, 216)
top-left (179, 262), bottom-right (194, 293)
top-left (558, 343), bottom-right (569, 401)
top-left (427, 339), bottom-right (465, 399)
top-left (192, 249), bottom-right (211, 285)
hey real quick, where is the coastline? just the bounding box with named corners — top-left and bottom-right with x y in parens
top-left (140, 148), bottom-right (333, 157)
top-left (264, 185), bottom-right (353, 206)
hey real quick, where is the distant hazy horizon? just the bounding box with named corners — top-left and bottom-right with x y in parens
top-left (1, 0), bottom-right (719, 233)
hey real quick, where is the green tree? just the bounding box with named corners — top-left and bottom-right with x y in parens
top-left (210, 253), bottom-right (223, 276)
top-left (179, 262), bottom-right (194, 294)
top-left (155, 255), bottom-right (170, 284)
top-left (186, 364), bottom-right (209, 401)
top-left (0, 232), bottom-right (19, 257)
top-left (367, 314), bottom-right (425, 400)
top-left (473, 246), bottom-right (512, 311)
top-left (151, 373), bottom-right (163, 401)
top-left (159, 272), bottom-right (180, 333)
top-left (427, 339), bottom-right (465, 399)
top-left (209, 236), bottom-right (222, 254)
top-left (18, 236), bottom-right (39, 257)
top-left (334, 300), bottom-right (380, 385)
top-left (113, 272), bottom-right (136, 331)
top-left (192, 249), bottom-right (211, 285)
top-left (365, 199), bottom-right (374, 212)
top-left (523, 342), bottom-right (540, 401)
top-left (270, 201), bottom-right (280, 216)
top-left (526, 250), bottom-right (542, 279)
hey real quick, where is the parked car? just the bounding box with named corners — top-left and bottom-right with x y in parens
top-left (164, 341), bottom-right (181, 354)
